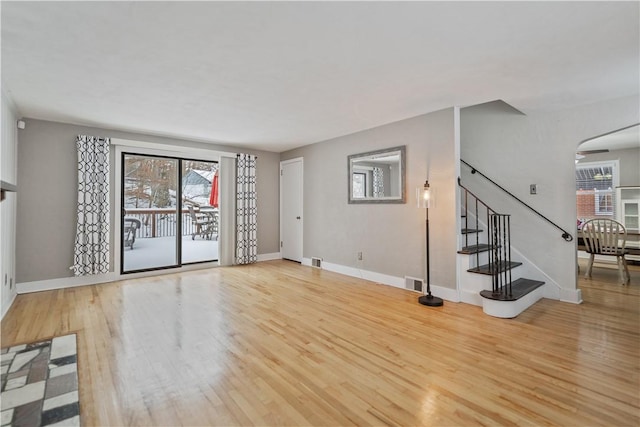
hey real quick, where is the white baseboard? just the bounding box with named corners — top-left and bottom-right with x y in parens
top-left (560, 288), bottom-right (583, 304)
top-left (17, 254), bottom-right (281, 295)
top-left (1, 292), bottom-right (17, 321)
top-left (257, 252), bottom-right (282, 262)
top-left (302, 258), bottom-right (460, 302)
top-left (459, 290), bottom-right (483, 307)
top-left (17, 273), bottom-right (119, 294)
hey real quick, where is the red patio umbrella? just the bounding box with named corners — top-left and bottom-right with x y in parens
top-left (209, 170), bottom-right (219, 207)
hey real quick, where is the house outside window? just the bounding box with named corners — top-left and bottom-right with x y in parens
top-left (594, 189), bottom-right (614, 215)
top-left (576, 160), bottom-right (618, 221)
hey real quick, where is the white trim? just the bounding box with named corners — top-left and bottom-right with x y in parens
top-left (111, 138), bottom-right (236, 161)
top-left (17, 260), bottom-right (224, 294)
top-left (16, 254), bottom-right (280, 294)
top-left (1, 292), bottom-right (17, 320)
top-left (560, 288), bottom-right (583, 304)
top-left (114, 146), bottom-right (124, 276)
top-left (1, 85), bottom-right (19, 116)
top-left (17, 273), bottom-right (118, 294)
top-left (280, 157), bottom-right (304, 167)
top-left (280, 157), bottom-right (304, 262)
top-left (301, 258), bottom-right (460, 302)
top-left (257, 252), bottom-right (282, 262)
top-left (459, 290), bottom-right (484, 307)
top-left (454, 106), bottom-right (462, 303)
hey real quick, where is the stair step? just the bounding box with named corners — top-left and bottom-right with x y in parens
top-left (458, 244), bottom-right (494, 255)
top-left (461, 228), bottom-right (483, 234)
top-left (480, 278), bottom-right (545, 301)
top-left (467, 260), bottom-right (522, 275)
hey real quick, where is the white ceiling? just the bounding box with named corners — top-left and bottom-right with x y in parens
top-left (2, 1), bottom-right (639, 153)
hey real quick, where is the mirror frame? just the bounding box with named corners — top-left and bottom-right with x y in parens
top-left (347, 145), bottom-right (406, 204)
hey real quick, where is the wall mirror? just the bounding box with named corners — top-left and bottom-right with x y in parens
top-left (348, 145), bottom-right (406, 204)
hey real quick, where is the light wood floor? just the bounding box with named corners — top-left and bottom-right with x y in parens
top-left (2, 259), bottom-right (638, 426)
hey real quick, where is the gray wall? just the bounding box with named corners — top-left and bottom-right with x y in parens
top-left (460, 96), bottom-right (639, 292)
top-left (281, 108), bottom-right (458, 289)
top-left (16, 118), bottom-right (280, 283)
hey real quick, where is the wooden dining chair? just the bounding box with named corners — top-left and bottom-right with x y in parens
top-left (188, 205), bottom-right (214, 240)
top-left (582, 218), bottom-right (631, 285)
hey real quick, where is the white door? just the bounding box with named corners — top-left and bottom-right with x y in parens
top-left (281, 158), bottom-right (303, 262)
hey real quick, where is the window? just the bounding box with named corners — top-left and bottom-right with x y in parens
top-left (594, 189), bottom-right (614, 215)
top-left (575, 161), bottom-right (618, 220)
top-left (352, 172), bottom-right (366, 198)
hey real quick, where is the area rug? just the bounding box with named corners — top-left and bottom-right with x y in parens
top-left (1, 334), bottom-right (80, 426)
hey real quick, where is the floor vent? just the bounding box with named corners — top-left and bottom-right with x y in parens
top-left (405, 276), bottom-right (424, 293)
top-left (311, 257), bottom-right (322, 268)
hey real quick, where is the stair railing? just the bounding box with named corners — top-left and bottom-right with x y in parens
top-left (459, 178), bottom-right (513, 298)
top-left (461, 159), bottom-right (573, 242)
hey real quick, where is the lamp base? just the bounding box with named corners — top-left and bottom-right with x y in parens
top-left (418, 294), bottom-right (444, 307)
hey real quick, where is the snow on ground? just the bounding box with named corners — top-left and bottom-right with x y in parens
top-left (123, 235), bottom-right (219, 271)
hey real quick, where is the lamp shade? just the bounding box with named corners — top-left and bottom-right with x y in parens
top-left (416, 180), bottom-right (431, 209)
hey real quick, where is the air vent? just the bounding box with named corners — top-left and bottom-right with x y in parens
top-left (405, 276), bottom-right (423, 293)
top-left (311, 257), bottom-right (322, 268)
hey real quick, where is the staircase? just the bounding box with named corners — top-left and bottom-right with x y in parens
top-left (457, 178), bottom-right (545, 318)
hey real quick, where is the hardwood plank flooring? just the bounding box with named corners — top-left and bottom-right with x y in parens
top-left (1, 259), bottom-right (638, 426)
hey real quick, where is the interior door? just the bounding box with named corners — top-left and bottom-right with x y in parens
top-left (281, 159), bottom-right (303, 262)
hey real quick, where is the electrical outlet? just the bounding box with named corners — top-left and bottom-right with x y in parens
top-left (530, 184), bottom-right (537, 195)
top-left (357, 252), bottom-right (363, 261)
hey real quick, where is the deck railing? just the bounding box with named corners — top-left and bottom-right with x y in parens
top-left (124, 208), bottom-right (212, 238)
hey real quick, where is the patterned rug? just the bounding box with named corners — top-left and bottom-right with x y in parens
top-left (1, 334), bottom-right (80, 426)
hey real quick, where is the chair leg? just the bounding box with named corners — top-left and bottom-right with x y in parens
top-left (621, 256), bottom-right (631, 285)
top-left (616, 256), bottom-right (626, 285)
top-left (585, 254), bottom-right (595, 278)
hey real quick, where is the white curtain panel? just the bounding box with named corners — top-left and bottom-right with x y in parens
top-left (72, 135), bottom-right (110, 276)
top-left (235, 154), bottom-right (258, 264)
top-left (218, 156), bottom-right (237, 266)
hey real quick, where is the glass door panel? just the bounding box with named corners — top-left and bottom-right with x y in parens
top-left (122, 154), bottom-right (179, 272)
top-left (181, 160), bottom-right (219, 263)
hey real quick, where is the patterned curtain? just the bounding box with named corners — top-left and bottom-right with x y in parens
top-left (236, 154), bottom-right (257, 264)
top-left (373, 167), bottom-right (384, 197)
top-left (72, 135), bottom-right (110, 276)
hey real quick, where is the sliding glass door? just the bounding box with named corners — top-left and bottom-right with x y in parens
top-left (121, 153), bottom-right (219, 273)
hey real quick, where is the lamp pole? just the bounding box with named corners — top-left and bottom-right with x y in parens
top-left (418, 180), bottom-right (443, 307)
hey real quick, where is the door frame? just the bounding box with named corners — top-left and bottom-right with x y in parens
top-left (113, 140), bottom-right (231, 280)
top-left (280, 157), bottom-right (304, 262)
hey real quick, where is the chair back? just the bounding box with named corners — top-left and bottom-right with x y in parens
top-left (582, 218), bottom-right (627, 255)
top-left (188, 205), bottom-right (198, 221)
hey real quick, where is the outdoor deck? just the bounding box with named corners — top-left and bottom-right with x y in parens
top-left (123, 236), bottom-right (219, 271)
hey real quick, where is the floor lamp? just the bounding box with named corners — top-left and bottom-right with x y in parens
top-left (418, 180), bottom-right (444, 307)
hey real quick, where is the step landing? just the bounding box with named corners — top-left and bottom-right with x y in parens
top-left (480, 278), bottom-right (546, 318)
